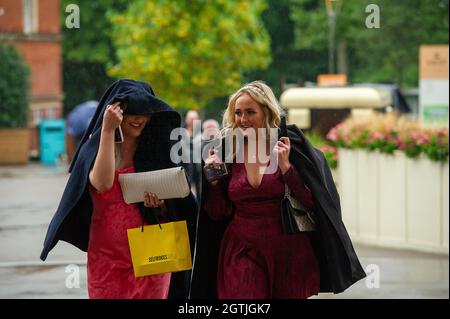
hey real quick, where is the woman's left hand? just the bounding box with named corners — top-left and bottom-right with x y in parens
top-left (144, 192), bottom-right (165, 208)
top-left (273, 137), bottom-right (292, 174)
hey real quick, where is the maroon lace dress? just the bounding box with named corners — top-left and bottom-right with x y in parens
top-left (205, 162), bottom-right (320, 299)
top-left (87, 166), bottom-right (171, 299)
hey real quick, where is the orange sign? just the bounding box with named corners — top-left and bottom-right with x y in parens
top-left (317, 74), bottom-right (348, 86)
top-left (420, 45), bottom-right (449, 79)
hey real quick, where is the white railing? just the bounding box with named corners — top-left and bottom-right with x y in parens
top-left (338, 149), bottom-right (449, 254)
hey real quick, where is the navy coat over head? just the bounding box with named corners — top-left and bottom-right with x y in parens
top-left (40, 79), bottom-right (198, 298)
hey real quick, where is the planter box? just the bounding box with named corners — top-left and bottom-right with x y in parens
top-left (338, 148), bottom-right (448, 254)
top-left (378, 151), bottom-right (407, 245)
top-left (0, 129), bottom-right (30, 164)
top-left (356, 150), bottom-right (379, 241)
top-left (443, 161), bottom-right (449, 250)
top-left (406, 155), bottom-right (441, 250)
top-left (331, 167), bottom-right (339, 188)
top-left (338, 148), bottom-right (358, 237)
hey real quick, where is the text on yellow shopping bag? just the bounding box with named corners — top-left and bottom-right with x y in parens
top-left (127, 220), bottom-right (192, 277)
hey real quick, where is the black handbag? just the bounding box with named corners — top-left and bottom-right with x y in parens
top-left (281, 184), bottom-right (316, 234)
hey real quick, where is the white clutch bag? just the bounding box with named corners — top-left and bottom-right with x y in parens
top-left (118, 167), bottom-right (190, 204)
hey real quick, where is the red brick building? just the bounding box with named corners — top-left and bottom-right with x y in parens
top-left (0, 0), bottom-right (62, 157)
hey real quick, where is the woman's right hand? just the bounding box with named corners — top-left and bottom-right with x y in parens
top-left (204, 148), bottom-right (222, 186)
top-left (102, 102), bottom-right (123, 132)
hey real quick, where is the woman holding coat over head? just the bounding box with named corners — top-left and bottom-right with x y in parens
top-left (40, 79), bottom-right (198, 299)
top-left (190, 81), bottom-right (366, 299)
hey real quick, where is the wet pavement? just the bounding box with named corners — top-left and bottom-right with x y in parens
top-left (0, 163), bottom-right (448, 299)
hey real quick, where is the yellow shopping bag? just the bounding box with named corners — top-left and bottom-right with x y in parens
top-left (127, 220), bottom-right (192, 277)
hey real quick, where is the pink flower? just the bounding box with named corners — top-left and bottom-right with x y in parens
top-left (396, 140), bottom-right (405, 150)
top-left (343, 134), bottom-right (352, 145)
top-left (410, 131), bottom-right (429, 145)
top-left (436, 128), bottom-right (448, 137)
top-left (353, 131), bottom-right (362, 139)
top-left (326, 128), bottom-right (339, 142)
top-left (417, 138), bottom-right (427, 145)
top-left (405, 141), bottom-right (416, 150)
top-left (321, 145), bottom-right (337, 153)
top-left (335, 123), bottom-right (345, 130)
top-left (386, 133), bottom-right (397, 141)
top-left (370, 132), bottom-right (384, 140)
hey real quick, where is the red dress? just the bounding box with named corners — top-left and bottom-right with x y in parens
top-left (87, 166), bottom-right (171, 299)
top-left (205, 162), bottom-right (320, 299)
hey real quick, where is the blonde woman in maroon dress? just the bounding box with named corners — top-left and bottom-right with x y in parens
top-left (201, 81), bottom-right (320, 298)
top-left (190, 81), bottom-right (366, 299)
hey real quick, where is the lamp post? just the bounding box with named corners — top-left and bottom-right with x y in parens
top-left (325, 0), bottom-right (339, 74)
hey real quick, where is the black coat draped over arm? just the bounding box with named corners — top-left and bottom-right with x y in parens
top-left (189, 124), bottom-right (366, 298)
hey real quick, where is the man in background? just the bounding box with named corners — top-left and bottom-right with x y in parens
top-left (181, 110), bottom-right (202, 196)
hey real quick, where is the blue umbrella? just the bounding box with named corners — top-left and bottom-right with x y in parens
top-left (67, 100), bottom-right (98, 138)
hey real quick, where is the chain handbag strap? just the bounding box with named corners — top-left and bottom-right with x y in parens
top-left (284, 183), bottom-right (290, 199)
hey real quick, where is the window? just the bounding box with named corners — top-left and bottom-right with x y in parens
top-left (46, 108), bottom-right (56, 119)
top-left (23, 0), bottom-right (38, 34)
top-left (32, 109), bottom-right (43, 125)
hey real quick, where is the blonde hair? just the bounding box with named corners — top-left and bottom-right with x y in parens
top-left (221, 80), bottom-right (284, 138)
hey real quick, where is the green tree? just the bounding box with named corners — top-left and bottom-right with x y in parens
top-left (207, 0), bottom-right (328, 122)
top-left (61, 0), bottom-right (129, 114)
top-left (0, 44), bottom-right (29, 128)
top-left (61, 0), bottom-right (129, 63)
top-left (291, 0), bottom-right (449, 87)
top-left (108, 0), bottom-right (271, 111)
top-left (245, 0), bottom-right (328, 96)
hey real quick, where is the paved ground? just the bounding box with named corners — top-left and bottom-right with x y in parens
top-left (0, 163), bottom-right (448, 299)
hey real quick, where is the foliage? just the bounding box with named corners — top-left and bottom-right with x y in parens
top-left (204, 0), bottom-right (328, 120)
top-left (320, 145), bottom-right (338, 169)
top-left (206, 0), bottom-right (329, 120)
top-left (305, 131), bottom-right (329, 148)
top-left (108, 0), bottom-right (271, 111)
top-left (60, 0), bottom-right (129, 114)
top-left (0, 44), bottom-right (29, 128)
top-left (61, 0), bottom-right (129, 63)
top-left (62, 61), bottom-right (113, 116)
top-left (290, 0), bottom-right (449, 87)
top-left (245, 0), bottom-right (328, 96)
top-left (326, 112), bottom-right (449, 162)
top-left (305, 131), bottom-right (337, 168)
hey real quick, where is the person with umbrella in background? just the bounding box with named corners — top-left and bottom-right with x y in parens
top-left (66, 100), bottom-right (98, 163)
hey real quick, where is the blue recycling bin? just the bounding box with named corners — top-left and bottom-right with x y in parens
top-left (39, 119), bottom-right (66, 165)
